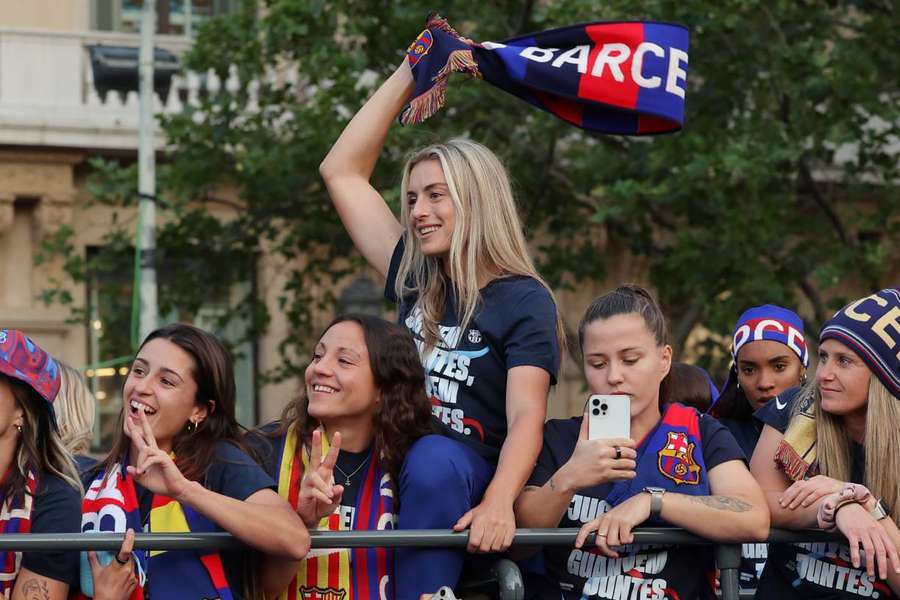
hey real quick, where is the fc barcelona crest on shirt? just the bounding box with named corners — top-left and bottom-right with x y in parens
top-left (658, 431), bottom-right (701, 485)
top-left (300, 586), bottom-right (346, 600)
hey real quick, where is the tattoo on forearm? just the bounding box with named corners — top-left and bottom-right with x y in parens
top-left (19, 578), bottom-right (50, 600)
top-left (688, 495), bottom-right (752, 512)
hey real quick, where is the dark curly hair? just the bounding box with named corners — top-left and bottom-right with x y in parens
top-left (276, 314), bottom-right (434, 492)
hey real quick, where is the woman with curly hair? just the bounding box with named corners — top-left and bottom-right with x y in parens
top-left (249, 314), bottom-right (434, 600)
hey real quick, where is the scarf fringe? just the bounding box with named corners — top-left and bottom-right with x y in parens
top-left (774, 440), bottom-right (811, 482)
top-left (401, 49), bottom-right (480, 126)
top-left (425, 13), bottom-right (464, 39)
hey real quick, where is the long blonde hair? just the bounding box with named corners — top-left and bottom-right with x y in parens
top-left (395, 138), bottom-right (566, 354)
top-left (814, 376), bottom-right (900, 523)
top-left (56, 363), bottom-right (96, 456)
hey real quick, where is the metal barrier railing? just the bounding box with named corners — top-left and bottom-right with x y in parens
top-left (3, 528), bottom-right (845, 600)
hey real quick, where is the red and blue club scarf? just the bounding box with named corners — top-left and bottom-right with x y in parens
top-left (605, 403), bottom-right (710, 515)
top-left (402, 14), bottom-right (689, 135)
top-left (79, 459), bottom-right (233, 600)
top-left (276, 423), bottom-right (395, 600)
top-left (0, 470), bottom-right (37, 599)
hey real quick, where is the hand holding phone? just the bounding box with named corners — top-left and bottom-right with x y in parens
top-left (587, 394), bottom-right (631, 440)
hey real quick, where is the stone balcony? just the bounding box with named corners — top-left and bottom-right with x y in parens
top-left (0, 26), bottom-right (193, 151)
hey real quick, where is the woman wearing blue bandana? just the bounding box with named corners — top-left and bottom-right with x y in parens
top-left (711, 304), bottom-right (809, 457)
top-left (516, 286), bottom-right (770, 600)
top-left (0, 330), bottom-right (82, 600)
top-left (751, 288), bottom-right (900, 599)
top-left (320, 53), bottom-right (563, 596)
top-left (709, 304), bottom-right (809, 595)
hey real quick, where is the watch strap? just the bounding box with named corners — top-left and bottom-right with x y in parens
top-left (870, 499), bottom-right (889, 521)
top-left (645, 488), bottom-right (664, 519)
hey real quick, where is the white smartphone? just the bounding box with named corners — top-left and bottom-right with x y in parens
top-left (587, 394), bottom-right (631, 440)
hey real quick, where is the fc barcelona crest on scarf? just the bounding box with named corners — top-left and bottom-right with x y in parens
top-left (658, 431), bottom-right (701, 485)
top-left (406, 29), bottom-right (434, 67)
top-left (300, 586), bottom-right (346, 600)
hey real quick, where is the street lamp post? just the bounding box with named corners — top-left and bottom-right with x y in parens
top-left (138, 0), bottom-right (158, 343)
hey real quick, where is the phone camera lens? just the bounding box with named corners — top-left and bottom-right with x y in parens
top-left (591, 408), bottom-right (600, 416)
top-left (600, 403), bottom-right (608, 412)
top-left (592, 398), bottom-right (600, 406)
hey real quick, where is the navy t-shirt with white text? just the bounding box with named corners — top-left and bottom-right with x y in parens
top-left (754, 389), bottom-right (893, 600)
top-left (386, 239), bottom-right (560, 461)
top-left (529, 414), bottom-right (745, 600)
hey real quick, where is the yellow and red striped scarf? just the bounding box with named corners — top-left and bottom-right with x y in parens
top-left (276, 424), bottom-right (394, 600)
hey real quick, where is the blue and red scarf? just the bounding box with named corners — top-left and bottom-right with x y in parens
top-left (402, 14), bottom-right (689, 135)
top-left (79, 460), bottom-right (232, 600)
top-left (606, 402), bottom-right (709, 514)
top-left (0, 470), bottom-right (37, 599)
top-left (276, 423), bottom-right (394, 600)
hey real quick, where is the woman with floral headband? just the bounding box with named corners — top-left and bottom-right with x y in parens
top-left (751, 288), bottom-right (900, 598)
top-left (0, 329), bottom-right (82, 599)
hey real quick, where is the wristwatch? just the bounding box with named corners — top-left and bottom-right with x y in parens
top-left (870, 498), bottom-right (889, 521)
top-left (643, 486), bottom-right (666, 519)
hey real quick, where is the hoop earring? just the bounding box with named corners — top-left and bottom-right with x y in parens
top-left (186, 421), bottom-right (196, 433)
top-left (800, 372), bottom-right (808, 385)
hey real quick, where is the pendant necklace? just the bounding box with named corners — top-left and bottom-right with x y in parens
top-left (334, 451), bottom-right (371, 486)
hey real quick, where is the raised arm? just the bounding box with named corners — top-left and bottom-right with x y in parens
top-left (319, 61), bottom-right (412, 278)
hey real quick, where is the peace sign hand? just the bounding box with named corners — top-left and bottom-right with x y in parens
top-left (125, 409), bottom-right (190, 500)
top-left (297, 429), bottom-right (344, 527)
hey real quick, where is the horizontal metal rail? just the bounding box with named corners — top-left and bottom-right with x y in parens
top-left (0, 528), bottom-right (847, 600)
top-left (0, 527), bottom-right (843, 550)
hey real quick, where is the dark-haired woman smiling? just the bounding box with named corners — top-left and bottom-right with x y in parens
top-left (81, 324), bottom-right (309, 600)
top-left (249, 314), bottom-right (434, 600)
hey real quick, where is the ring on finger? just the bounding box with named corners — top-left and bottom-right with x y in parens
top-left (115, 554), bottom-right (130, 566)
top-left (614, 446), bottom-right (622, 460)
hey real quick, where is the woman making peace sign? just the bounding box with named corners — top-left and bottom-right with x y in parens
top-left (249, 315), bottom-right (434, 600)
top-left (80, 324), bottom-right (310, 600)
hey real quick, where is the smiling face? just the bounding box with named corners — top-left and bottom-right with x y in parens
top-left (406, 159), bottom-right (456, 259)
top-left (737, 339), bottom-right (805, 410)
top-left (816, 338), bottom-right (871, 418)
top-left (122, 338), bottom-right (208, 452)
top-left (582, 313), bottom-right (673, 425)
top-left (305, 321), bottom-right (379, 427)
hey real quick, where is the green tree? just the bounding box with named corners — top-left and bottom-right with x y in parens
top-left (47, 0), bottom-right (900, 379)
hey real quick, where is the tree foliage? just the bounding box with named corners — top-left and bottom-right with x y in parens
top-left (47, 0), bottom-right (900, 378)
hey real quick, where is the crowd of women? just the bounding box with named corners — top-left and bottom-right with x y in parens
top-left (1, 57), bottom-right (897, 600)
